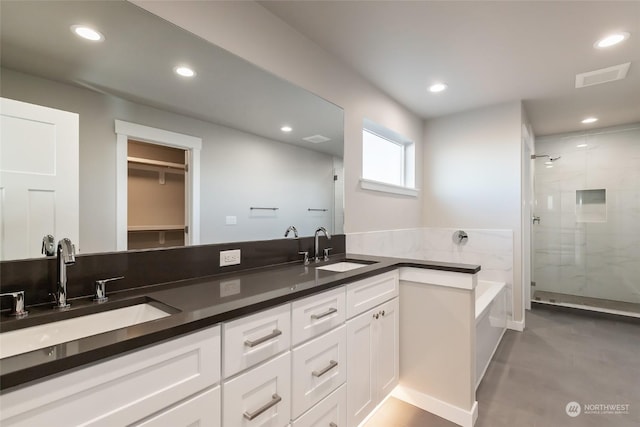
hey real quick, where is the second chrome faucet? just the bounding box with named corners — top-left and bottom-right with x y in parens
top-left (54, 238), bottom-right (75, 309)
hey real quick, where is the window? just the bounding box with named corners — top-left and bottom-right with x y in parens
top-left (361, 119), bottom-right (417, 196)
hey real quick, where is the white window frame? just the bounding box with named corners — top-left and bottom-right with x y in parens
top-left (360, 118), bottom-right (418, 197)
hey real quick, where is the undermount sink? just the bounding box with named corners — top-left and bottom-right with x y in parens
top-left (0, 300), bottom-right (176, 359)
top-left (315, 260), bottom-right (373, 272)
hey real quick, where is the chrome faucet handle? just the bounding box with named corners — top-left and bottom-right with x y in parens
top-left (323, 248), bottom-right (332, 261)
top-left (298, 251), bottom-right (310, 266)
top-left (94, 276), bottom-right (124, 303)
top-left (41, 234), bottom-right (55, 256)
top-left (0, 291), bottom-right (29, 318)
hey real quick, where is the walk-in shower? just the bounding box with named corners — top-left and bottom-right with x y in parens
top-left (532, 124), bottom-right (640, 317)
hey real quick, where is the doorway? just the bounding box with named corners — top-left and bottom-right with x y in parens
top-left (127, 140), bottom-right (186, 250)
top-left (115, 120), bottom-right (202, 251)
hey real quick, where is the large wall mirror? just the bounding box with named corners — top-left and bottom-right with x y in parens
top-left (0, 1), bottom-right (344, 261)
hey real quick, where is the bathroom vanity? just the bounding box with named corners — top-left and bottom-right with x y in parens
top-left (0, 254), bottom-right (479, 427)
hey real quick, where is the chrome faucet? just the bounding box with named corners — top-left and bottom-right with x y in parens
top-left (314, 227), bottom-right (331, 262)
top-left (54, 238), bottom-right (75, 309)
top-left (41, 234), bottom-right (55, 256)
top-left (284, 225), bottom-right (298, 238)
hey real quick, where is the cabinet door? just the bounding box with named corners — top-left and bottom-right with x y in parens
top-left (346, 308), bottom-right (377, 427)
top-left (292, 384), bottom-right (346, 427)
top-left (376, 298), bottom-right (399, 398)
top-left (292, 325), bottom-right (346, 418)
top-left (223, 352), bottom-right (291, 427)
top-left (133, 386), bottom-right (220, 427)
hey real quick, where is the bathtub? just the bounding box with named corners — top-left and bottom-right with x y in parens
top-left (475, 280), bottom-right (507, 389)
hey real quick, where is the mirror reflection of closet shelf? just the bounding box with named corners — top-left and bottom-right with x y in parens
top-left (127, 156), bottom-right (186, 185)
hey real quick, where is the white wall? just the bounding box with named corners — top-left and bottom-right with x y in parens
top-left (422, 101), bottom-right (525, 323)
top-left (1, 68), bottom-right (335, 251)
top-left (134, 0), bottom-right (425, 234)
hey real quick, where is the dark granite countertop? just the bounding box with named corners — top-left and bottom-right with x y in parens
top-left (0, 254), bottom-right (479, 392)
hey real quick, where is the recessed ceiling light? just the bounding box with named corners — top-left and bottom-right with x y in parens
top-left (594, 32), bottom-right (630, 49)
top-left (428, 83), bottom-right (447, 93)
top-left (581, 117), bottom-right (598, 124)
top-left (174, 66), bottom-right (196, 77)
top-left (576, 143), bottom-right (588, 148)
top-left (544, 161), bottom-right (553, 165)
top-left (546, 165), bottom-right (554, 169)
top-left (280, 126), bottom-right (292, 133)
top-left (70, 25), bottom-right (104, 42)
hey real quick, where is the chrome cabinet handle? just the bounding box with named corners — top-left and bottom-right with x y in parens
top-left (244, 329), bottom-right (282, 347)
top-left (311, 307), bottom-right (337, 320)
top-left (243, 393), bottom-right (282, 420)
top-left (312, 360), bottom-right (338, 377)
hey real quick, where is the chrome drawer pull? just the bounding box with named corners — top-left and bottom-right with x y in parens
top-left (244, 329), bottom-right (282, 347)
top-left (311, 307), bottom-right (338, 320)
top-left (243, 393), bottom-right (282, 420)
top-left (330, 423), bottom-right (338, 427)
top-left (312, 360), bottom-right (338, 377)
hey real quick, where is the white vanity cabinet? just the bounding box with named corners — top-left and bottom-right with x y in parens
top-left (345, 271), bottom-right (399, 427)
top-left (0, 326), bottom-right (221, 427)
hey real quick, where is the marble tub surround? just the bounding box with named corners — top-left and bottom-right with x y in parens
top-left (534, 123), bottom-right (640, 305)
top-left (347, 228), bottom-right (515, 321)
top-left (0, 235), bottom-right (345, 311)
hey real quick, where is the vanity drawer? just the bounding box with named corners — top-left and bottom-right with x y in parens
top-left (223, 351), bottom-right (291, 427)
top-left (292, 384), bottom-right (346, 427)
top-left (346, 271), bottom-right (398, 319)
top-left (223, 303), bottom-right (291, 378)
top-left (292, 325), bottom-right (346, 419)
top-left (292, 287), bottom-right (345, 346)
top-left (132, 386), bottom-right (220, 427)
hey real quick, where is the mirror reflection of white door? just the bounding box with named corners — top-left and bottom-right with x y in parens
top-left (0, 97), bottom-right (79, 260)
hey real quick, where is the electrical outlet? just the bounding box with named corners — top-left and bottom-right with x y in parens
top-left (220, 249), bottom-right (241, 267)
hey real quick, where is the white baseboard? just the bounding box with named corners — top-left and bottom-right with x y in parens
top-left (507, 318), bottom-right (524, 331)
top-left (392, 385), bottom-right (478, 427)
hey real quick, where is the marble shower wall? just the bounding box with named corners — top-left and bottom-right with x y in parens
top-left (347, 228), bottom-right (514, 319)
top-left (534, 123), bottom-right (640, 303)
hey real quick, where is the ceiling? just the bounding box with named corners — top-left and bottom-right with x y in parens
top-left (260, 1), bottom-right (640, 136)
top-left (0, 1), bottom-right (344, 157)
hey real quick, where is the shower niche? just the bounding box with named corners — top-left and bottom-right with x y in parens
top-left (575, 189), bottom-right (606, 223)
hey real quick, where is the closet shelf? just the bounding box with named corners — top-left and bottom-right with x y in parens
top-left (128, 225), bottom-right (185, 232)
top-left (127, 156), bottom-right (185, 171)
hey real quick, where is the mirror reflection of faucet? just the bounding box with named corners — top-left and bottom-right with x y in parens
top-left (41, 234), bottom-right (55, 256)
top-left (284, 226), bottom-right (298, 238)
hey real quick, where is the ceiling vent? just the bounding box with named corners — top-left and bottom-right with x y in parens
top-left (303, 134), bottom-right (331, 143)
top-left (575, 62), bottom-right (630, 88)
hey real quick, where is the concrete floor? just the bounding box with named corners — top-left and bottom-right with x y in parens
top-left (364, 306), bottom-right (640, 427)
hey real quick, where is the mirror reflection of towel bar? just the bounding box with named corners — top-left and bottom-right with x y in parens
top-left (308, 208), bottom-right (328, 212)
top-left (250, 207), bottom-right (278, 211)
